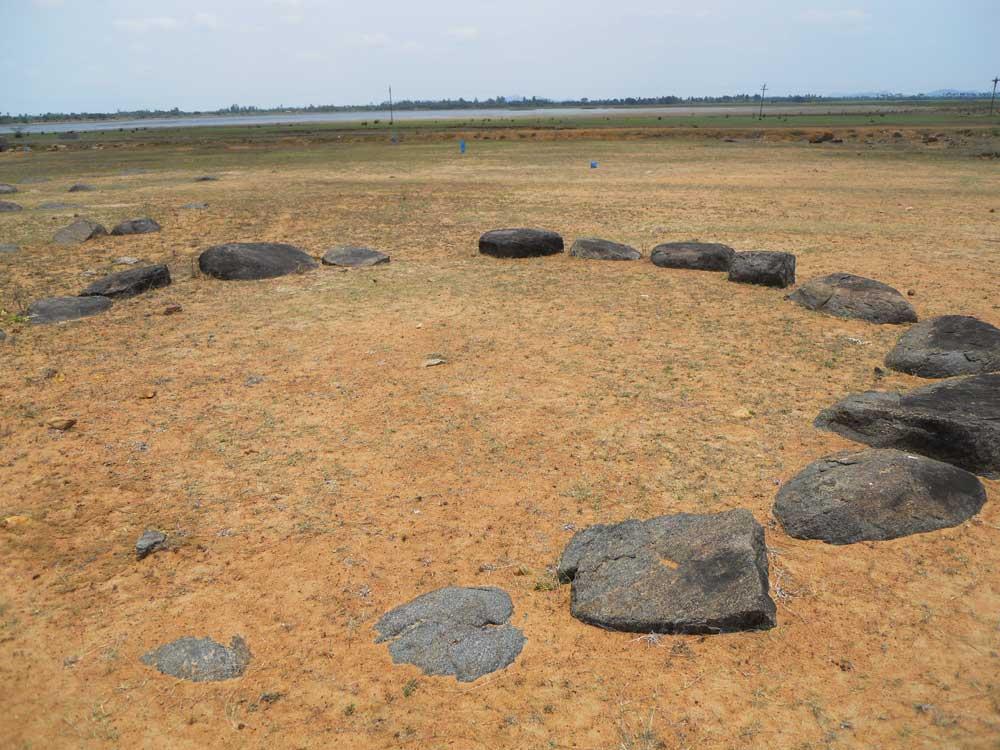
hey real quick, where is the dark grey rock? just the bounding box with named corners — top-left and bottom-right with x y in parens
top-left (54, 218), bottom-right (107, 245)
top-left (375, 586), bottom-right (526, 682)
top-left (68, 183), bottom-right (95, 192)
top-left (650, 241), bottom-right (735, 271)
top-left (321, 246), bottom-right (390, 267)
top-left (0, 183), bottom-right (16, 194)
top-left (80, 264), bottom-right (171, 299)
top-left (728, 251), bottom-right (796, 288)
top-left (135, 529), bottom-right (167, 559)
top-left (0, 243), bottom-right (18, 253)
top-left (0, 200), bottom-right (23, 212)
top-left (28, 296), bottom-right (112, 324)
top-left (815, 374), bottom-right (1000, 478)
top-left (199, 242), bottom-right (318, 280)
top-left (479, 228), bottom-right (564, 258)
top-left (0, 330), bottom-right (6, 342)
top-left (111, 217), bottom-right (161, 236)
top-left (194, 176), bottom-right (219, 182)
top-left (141, 636), bottom-right (251, 682)
top-left (557, 509), bottom-right (776, 634)
top-left (569, 237), bottom-right (641, 261)
top-left (774, 449), bottom-right (986, 544)
top-left (886, 316), bottom-right (1000, 378)
top-left (788, 273), bottom-right (917, 324)
top-left (38, 202), bottom-right (78, 210)
top-left (181, 202), bottom-right (208, 210)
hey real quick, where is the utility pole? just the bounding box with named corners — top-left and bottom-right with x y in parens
top-left (388, 85), bottom-right (394, 125)
top-left (758, 83), bottom-right (767, 120)
top-left (991, 77), bottom-right (999, 117)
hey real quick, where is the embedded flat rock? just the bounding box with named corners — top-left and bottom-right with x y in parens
top-left (728, 251), bottom-right (796, 288)
top-left (479, 228), bottom-right (564, 258)
top-left (788, 273), bottom-right (917, 324)
top-left (650, 241), bottom-right (735, 271)
top-left (815, 374), bottom-right (1000, 478)
top-left (38, 201), bottom-right (78, 210)
top-left (0, 243), bottom-right (18, 253)
top-left (557, 509), bottom-right (776, 634)
top-left (80, 264), bottom-right (171, 299)
top-left (140, 636), bottom-right (251, 682)
top-left (321, 246), bottom-right (390, 267)
top-left (0, 183), bottom-right (16, 194)
top-left (569, 237), bottom-right (641, 261)
top-left (374, 586), bottom-right (526, 682)
top-left (68, 183), bottom-right (96, 192)
top-left (28, 295), bottom-right (112, 324)
top-left (885, 315), bottom-right (1000, 377)
top-left (774, 449), bottom-right (986, 544)
top-left (54, 218), bottom-right (107, 245)
top-left (199, 242), bottom-right (318, 280)
top-left (0, 201), bottom-right (23, 212)
top-left (111, 217), bottom-right (162, 236)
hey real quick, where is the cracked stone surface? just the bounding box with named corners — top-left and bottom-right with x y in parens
top-left (141, 636), bottom-right (251, 682)
top-left (885, 315), bottom-right (1000, 377)
top-left (374, 586), bottom-right (526, 682)
top-left (774, 449), bottom-right (986, 544)
top-left (788, 273), bottom-right (917, 324)
top-left (558, 509), bottom-right (776, 634)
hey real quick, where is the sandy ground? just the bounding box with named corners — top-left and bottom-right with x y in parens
top-left (1, 135), bottom-right (999, 749)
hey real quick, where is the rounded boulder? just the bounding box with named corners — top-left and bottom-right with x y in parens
top-left (199, 242), bottom-right (318, 281)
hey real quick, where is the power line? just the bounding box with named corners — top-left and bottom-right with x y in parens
top-left (758, 83), bottom-right (767, 119)
top-left (991, 76), bottom-right (999, 117)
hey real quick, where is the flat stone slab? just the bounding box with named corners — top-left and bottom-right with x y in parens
top-left (38, 201), bottom-right (78, 210)
top-left (815, 373), bottom-right (1000, 478)
top-left (0, 201), bottom-right (23, 212)
top-left (479, 228), bottom-right (564, 258)
top-left (54, 218), bottom-right (107, 245)
top-left (569, 237), bottom-right (641, 260)
top-left (0, 183), bottom-right (16, 194)
top-left (141, 636), bottom-right (251, 682)
top-left (774, 449), bottom-right (986, 544)
top-left (135, 529), bottom-right (167, 559)
top-left (321, 246), bottom-right (390, 267)
top-left (28, 296), bottom-right (112, 324)
top-left (788, 273), bottom-right (917, 324)
top-left (0, 243), bottom-right (18, 254)
top-left (68, 183), bottom-right (96, 192)
top-left (199, 242), bottom-right (318, 280)
top-left (650, 242), bottom-right (735, 271)
top-left (181, 202), bottom-right (208, 210)
top-left (80, 264), bottom-right (171, 299)
top-left (557, 509), bottom-right (776, 634)
top-left (728, 251), bottom-right (796, 288)
top-left (194, 175), bottom-right (219, 182)
top-left (886, 315), bottom-right (1000, 377)
top-left (375, 586), bottom-right (526, 682)
top-left (111, 217), bottom-right (162, 236)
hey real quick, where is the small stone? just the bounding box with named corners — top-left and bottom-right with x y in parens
top-left (245, 375), bottom-right (265, 386)
top-left (135, 529), bottom-right (167, 559)
top-left (2, 515), bottom-right (32, 529)
top-left (80, 264), bottom-right (171, 299)
top-left (114, 257), bottom-right (140, 265)
top-left (0, 201), bottom-right (23, 212)
top-left (0, 330), bottom-right (6, 343)
top-left (162, 304), bottom-right (183, 315)
top-left (139, 389), bottom-right (157, 399)
top-left (569, 237), bottom-right (641, 261)
top-left (194, 176), bottom-right (219, 182)
top-left (0, 243), bottom-right (18, 254)
top-left (110, 218), bottom-right (161, 236)
top-left (731, 408), bottom-right (753, 420)
top-left (422, 358), bottom-right (447, 367)
top-left (47, 418), bottom-right (76, 431)
top-left (54, 218), bottom-right (107, 245)
top-left (141, 636), bottom-right (251, 682)
top-left (321, 246), bottom-right (390, 267)
top-left (67, 183), bottom-right (96, 192)
top-left (181, 202), bottom-right (208, 210)
top-left (0, 183), bottom-right (17, 194)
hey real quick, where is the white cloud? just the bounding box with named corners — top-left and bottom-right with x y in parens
top-left (356, 32), bottom-right (392, 48)
top-left (446, 26), bottom-right (480, 41)
top-left (31, 0), bottom-right (65, 7)
top-left (801, 8), bottom-right (871, 26)
top-left (113, 17), bottom-right (181, 33)
top-left (193, 12), bottom-right (220, 30)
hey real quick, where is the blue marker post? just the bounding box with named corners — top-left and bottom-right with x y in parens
top-left (460, 139), bottom-right (467, 154)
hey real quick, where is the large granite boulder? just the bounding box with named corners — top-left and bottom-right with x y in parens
top-left (199, 242), bottom-right (318, 280)
top-left (375, 586), bottom-right (525, 682)
top-left (479, 228), bottom-right (564, 258)
top-left (0, 201), bottom-right (23, 212)
top-left (54, 218), bottom-right (107, 245)
top-left (815, 374), bottom-right (1000, 478)
top-left (80, 264), bottom-right (171, 299)
top-left (141, 636), bottom-right (251, 682)
top-left (885, 315), bottom-right (1000, 377)
top-left (557, 509), bottom-right (776, 634)
top-left (728, 251), bottom-right (796, 288)
top-left (788, 273), bottom-right (917, 324)
top-left (111, 218), bottom-right (161, 236)
top-left (0, 183), bottom-right (16, 194)
top-left (321, 246), bottom-right (390, 267)
top-left (28, 296), bottom-right (112, 324)
top-left (774, 449), bottom-right (986, 544)
top-left (569, 237), bottom-right (641, 261)
top-left (650, 242), bottom-right (735, 271)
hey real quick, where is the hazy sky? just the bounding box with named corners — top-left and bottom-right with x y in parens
top-left (3, 0), bottom-right (997, 114)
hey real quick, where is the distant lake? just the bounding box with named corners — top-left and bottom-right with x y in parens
top-left (0, 103), bottom-right (903, 135)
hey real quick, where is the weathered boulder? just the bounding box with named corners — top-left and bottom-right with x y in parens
top-left (650, 241), bottom-right (735, 271)
top-left (479, 228), bottom-right (564, 258)
top-left (774, 449), bottom-right (986, 544)
top-left (80, 264), bottom-right (171, 299)
top-left (111, 217), bottom-right (161, 236)
top-left (0, 200), bottom-right (23, 212)
top-left (788, 273), bottom-right (917, 324)
top-left (375, 586), bottom-right (526, 682)
top-left (557, 509), bottom-right (776, 634)
top-left (569, 237), bottom-right (641, 261)
top-left (141, 636), bottom-right (251, 682)
top-left (54, 218), bottom-right (107, 245)
top-left (321, 246), bottom-right (390, 267)
top-left (198, 242), bottom-right (318, 280)
top-left (0, 183), bottom-right (16, 194)
top-left (815, 374), bottom-right (1000, 478)
top-left (728, 251), bottom-right (796, 288)
top-left (28, 296), bottom-right (112, 324)
top-left (68, 183), bottom-right (95, 192)
top-left (886, 315), bottom-right (1000, 377)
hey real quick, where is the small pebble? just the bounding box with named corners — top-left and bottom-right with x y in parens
top-left (139, 389), bottom-right (157, 399)
top-left (163, 304), bottom-right (183, 315)
top-left (46, 418), bottom-right (76, 431)
top-left (422, 358), bottom-right (447, 368)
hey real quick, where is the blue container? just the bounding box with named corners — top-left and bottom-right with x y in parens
top-left (590, 161), bottom-right (598, 169)
top-left (460, 139), bottom-right (467, 154)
